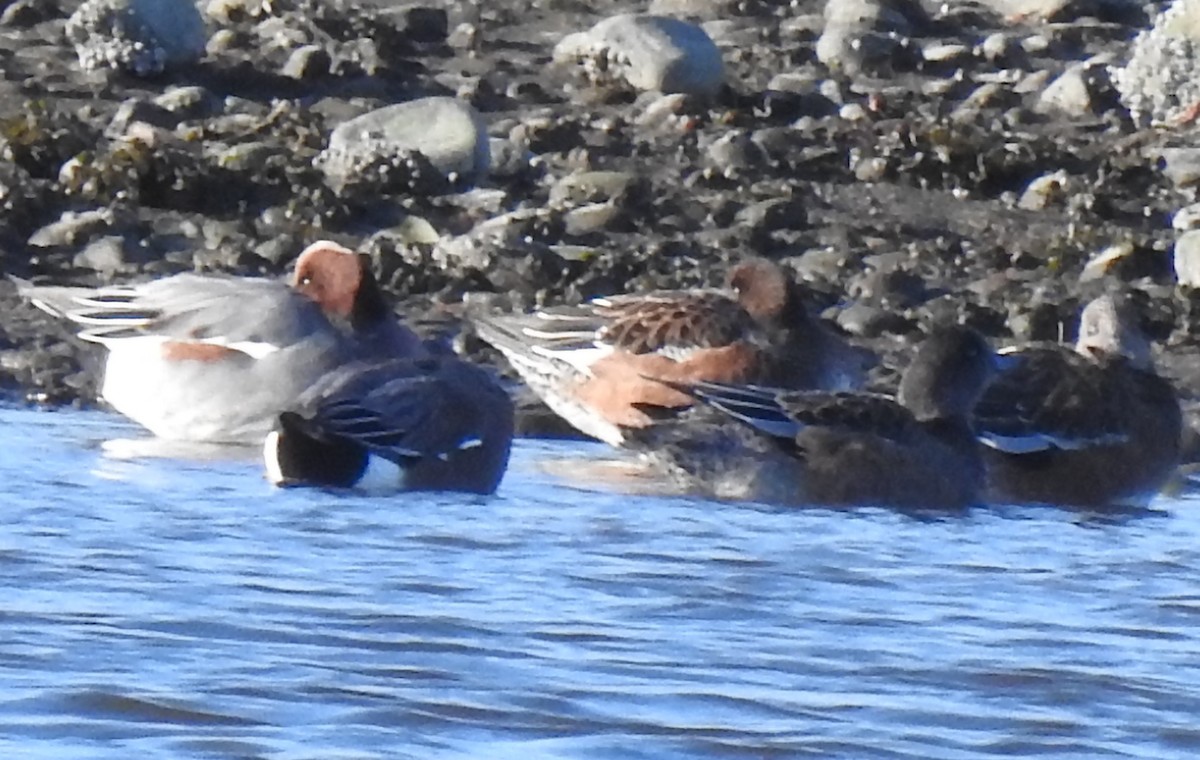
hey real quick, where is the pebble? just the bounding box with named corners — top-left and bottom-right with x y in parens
top-left (554, 14), bottom-right (725, 96)
top-left (549, 171), bottom-right (639, 206)
top-left (320, 97), bottom-right (490, 189)
top-left (1018, 170), bottom-right (1070, 210)
top-left (1176, 229), bottom-right (1200, 287)
top-left (1080, 241), bottom-right (1136, 281)
top-left (65, 0), bottom-right (207, 76)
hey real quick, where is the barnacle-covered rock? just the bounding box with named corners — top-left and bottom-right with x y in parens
top-left (553, 14), bottom-right (724, 96)
top-left (319, 97), bottom-right (489, 192)
top-left (65, 0), bottom-right (207, 76)
top-left (1111, 0), bottom-right (1200, 126)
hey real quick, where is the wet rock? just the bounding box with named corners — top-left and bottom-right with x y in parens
top-left (65, 0), bottom-right (208, 76)
top-left (320, 97), bottom-right (489, 191)
top-left (554, 14), bottom-right (725, 96)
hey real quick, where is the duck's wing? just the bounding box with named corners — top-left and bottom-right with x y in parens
top-left (974, 348), bottom-right (1128, 454)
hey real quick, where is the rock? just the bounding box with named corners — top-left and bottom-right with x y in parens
top-left (973, 0), bottom-right (1138, 21)
top-left (153, 86), bottom-right (217, 119)
top-left (1174, 202), bottom-right (1200, 230)
top-left (1080, 241), bottom-right (1136, 281)
top-left (1017, 170), bottom-right (1070, 210)
top-left (1037, 63), bottom-right (1104, 116)
top-left (105, 98), bottom-right (178, 138)
top-left (65, 0), bottom-right (207, 76)
top-left (72, 236), bottom-right (132, 274)
top-left (549, 171), bottom-right (640, 206)
top-left (0, 0), bottom-right (56, 26)
top-left (28, 209), bottom-right (118, 248)
top-left (320, 97), bottom-right (490, 190)
top-left (400, 6), bottom-right (449, 43)
top-left (281, 44), bottom-right (331, 80)
top-left (554, 14), bottom-right (725, 96)
top-left (1176, 229), bottom-right (1200, 287)
top-left (1111, 0), bottom-right (1200, 126)
top-left (204, 0), bottom-right (270, 23)
top-left (1159, 147), bottom-right (1200, 189)
top-left (816, 0), bottom-right (923, 75)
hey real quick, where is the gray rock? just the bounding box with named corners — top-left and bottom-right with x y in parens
top-left (554, 14), bottom-right (725, 96)
top-left (65, 0), bottom-right (208, 76)
top-left (320, 97), bottom-right (490, 189)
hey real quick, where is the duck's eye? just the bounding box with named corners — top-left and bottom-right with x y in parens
top-left (299, 276), bottom-right (313, 286)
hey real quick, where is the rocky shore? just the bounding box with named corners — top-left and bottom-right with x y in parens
top-left (4, 0), bottom-right (1200, 441)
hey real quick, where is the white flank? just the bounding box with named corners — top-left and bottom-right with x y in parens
top-left (78, 330), bottom-right (278, 359)
top-left (356, 454), bottom-right (406, 494)
top-left (204, 337), bottom-right (281, 359)
top-left (978, 430), bottom-right (1127, 454)
top-left (263, 431), bottom-right (285, 485)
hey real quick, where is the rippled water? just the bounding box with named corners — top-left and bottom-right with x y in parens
top-left (3, 406), bottom-right (1200, 759)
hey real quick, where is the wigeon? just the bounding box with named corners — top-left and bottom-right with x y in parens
top-left (17, 241), bottom-right (425, 443)
top-left (470, 257), bottom-right (876, 446)
top-left (264, 355), bottom-right (514, 494)
top-left (633, 325), bottom-right (998, 509)
top-left (974, 294), bottom-right (1182, 507)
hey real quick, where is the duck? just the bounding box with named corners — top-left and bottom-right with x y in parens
top-left (264, 355), bottom-right (514, 494)
top-left (469, 257), bottom-right (875, 446)
top-left (973, 293), bottom-right (1182, 507)
top-left (16, 240), bottom-right (426, 443)
top-left (633, 325), bottom-right (998, 509)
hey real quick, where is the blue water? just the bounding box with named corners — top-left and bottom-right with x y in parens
top-left (2, 406), bottom-right (1200, 759)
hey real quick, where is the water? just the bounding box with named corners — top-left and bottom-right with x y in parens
top-left (2, 406), bottom-right (1200, 759)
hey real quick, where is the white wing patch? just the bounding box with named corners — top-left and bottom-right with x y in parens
top-left (978, 430), bottom-right (1127, 454)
